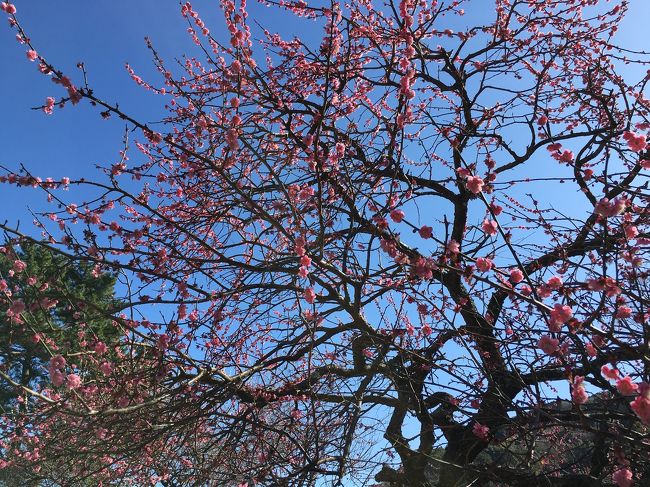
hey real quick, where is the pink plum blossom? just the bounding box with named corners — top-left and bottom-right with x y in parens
top-left (572, 376), bottom-right (589, 405)
top-left (548, 304), bottom-right (572, 332)
top-left (475, 257), bottom-right (493, 272)
top-left (465, 176), bottom-right (484, 194)
top-left (472, 422), bottom-right (490, 441)
top-left (613, 468), bottom-right (633, 487)
top-left (481, 219), bottom-right (498, 236)
top-left (537, 335), bottom-right (560, 355)
top-left (304, 287), bottom-right (316, 304)
top-left (419, 225), bottom-right (433, 239)
top-left (509, 268), bottom-right (524, 284)
top-left (390, 209), bottom-right (405, 223)
top-left (623, 130), bottom-right (647, 152)
top-left (66, 373), bottom-right (82, 390)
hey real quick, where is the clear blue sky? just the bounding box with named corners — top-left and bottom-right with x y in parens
top-left (1, 0), bottom-right (649, 229)
top-left (0, 0), bottom-right (307, 226)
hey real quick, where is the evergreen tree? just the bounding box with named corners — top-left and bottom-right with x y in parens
top-left (0, 240), bottom-right (119, 409)
top-left (0, 240), bottom-right (119, 485)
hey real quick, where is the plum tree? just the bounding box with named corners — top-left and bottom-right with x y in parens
top-left (1, 0), bottom-right (649, 485)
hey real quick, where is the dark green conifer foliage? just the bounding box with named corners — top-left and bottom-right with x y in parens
top-left (0, 240), bottom-right (118, 412)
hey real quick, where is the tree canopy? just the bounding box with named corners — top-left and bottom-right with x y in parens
top-left (0, 0), bottom-right (649, 485)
